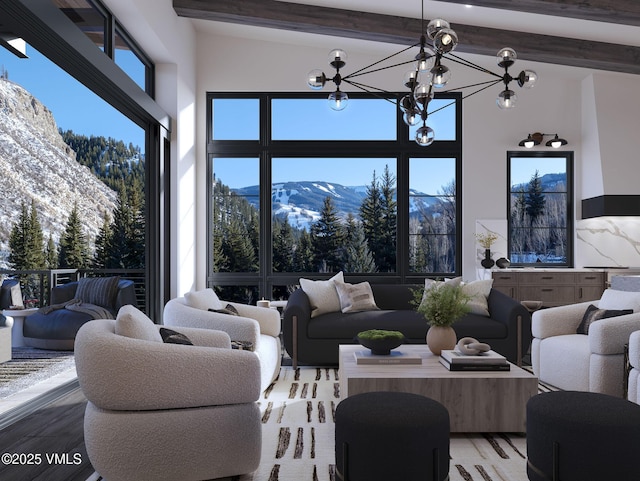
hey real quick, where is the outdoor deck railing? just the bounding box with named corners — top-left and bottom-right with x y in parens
top-left (0, 268), bottom-right (146, 312)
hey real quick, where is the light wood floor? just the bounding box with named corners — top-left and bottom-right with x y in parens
top-left (0, 387), bottom-right (94, 481)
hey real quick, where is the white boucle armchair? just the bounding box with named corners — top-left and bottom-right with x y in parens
top-left (532, 290), bottom-right (640, 397)
top-left (627, 330), bottom-right (640, 404)
top-left (75, 308), bottom-right (262, 481)
top-left (163, 288), bottom-right (281, 392)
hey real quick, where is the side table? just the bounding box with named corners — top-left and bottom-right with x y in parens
top-left (0, 326), bottom-right (10, 363)
top-left (2, 308), bottom-right (38, 348)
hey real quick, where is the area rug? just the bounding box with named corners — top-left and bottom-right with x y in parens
top-left (235, 366), bottom-right (554, 481)
top-left (0, 347), bottom-right (76, 400)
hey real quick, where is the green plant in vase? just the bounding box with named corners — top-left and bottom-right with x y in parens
top-left (413, 283), bottom-right (471, 355)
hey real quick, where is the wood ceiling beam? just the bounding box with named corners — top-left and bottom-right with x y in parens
top-left (173, 0), bottom-right (640, 75)
top-left (443, 0), bottom-right (640, 27)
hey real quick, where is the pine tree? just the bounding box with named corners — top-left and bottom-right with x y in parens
top-left (126, 178), bottom-right (146, 268)
top-left (311, 196), bottom-right (344, 272)
top-left (378, 165), bottom-right (397, 271)
top-left (526, 170), bottom-right (546, 224)
top-left (58, 202), bottom-right (90, 268)
top-left (344, 221), bottom-right (377, 273)
top-left (45, 234), bottom-right (58, 269)
top-left (93, 210), bottom-right (113, 269)
top-left (360, 171), bottom-right (383, 266)
top-left (273, 218), bottom-right (295, 272)
top-left (26, 200), bottom-right (46, 269)
top-left (8, 201), bottom-right (30, 270)
top-left (223, 218), bottom-right (258, 272)
top-left (107, 181), bottom-right (131, 268)
top-left (293, 229), bottom-right (314, 272)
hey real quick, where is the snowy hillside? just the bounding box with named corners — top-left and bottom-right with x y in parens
top-left (0, 78), bottom-right (117, 267)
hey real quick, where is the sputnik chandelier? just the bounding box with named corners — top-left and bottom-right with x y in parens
top-left (306, 2), bottom-right (538, 146)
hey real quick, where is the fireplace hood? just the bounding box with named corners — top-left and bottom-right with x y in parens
top-left (582, 195), bottom-right (640, 219)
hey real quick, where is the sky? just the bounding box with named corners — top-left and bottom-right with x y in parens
top-left (510, 156), bottom-right (567, 187)
top-left (213, 97), bottom-right (458, 194)
top-left (0, 43), bottom-right (144, 148)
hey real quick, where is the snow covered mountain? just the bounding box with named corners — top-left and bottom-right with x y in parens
top-left (235, 181), bottom-right (436, 231)
top-left (0, 78), bottom-right (117, 267)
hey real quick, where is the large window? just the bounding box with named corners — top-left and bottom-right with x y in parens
top-left (208, 93), bottom-right (462, 300)
top-left (507, 151), bottom-right (573, 266)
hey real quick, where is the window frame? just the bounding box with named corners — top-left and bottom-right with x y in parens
top-left (506, 150), bottom-right (574, 267)
top-left (207, 92), bottom-right (463, 298)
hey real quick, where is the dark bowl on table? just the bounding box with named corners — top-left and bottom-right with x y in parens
top-left (356, 335), bottom-right (405, 355)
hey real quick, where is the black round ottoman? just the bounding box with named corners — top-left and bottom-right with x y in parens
top-left (335, 391), bottom-right (449, 481)
top-left (527, 391), bottom-right (640, 481)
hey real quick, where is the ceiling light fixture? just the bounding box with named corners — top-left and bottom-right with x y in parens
top-left (518, 132), bottom-right (568, 149)
top-left (306, 1), bottom-right (537, 146)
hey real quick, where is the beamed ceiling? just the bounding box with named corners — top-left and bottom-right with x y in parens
top-left (172, 0), bottom-right (640, 75)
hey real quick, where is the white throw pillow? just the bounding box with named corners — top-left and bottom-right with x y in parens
top-left (115, 305), bottom-right (162, 342)
top-left (424, 276), bottom-right (462, 291)
top-left (334, 280), bottom-right (379, 313)
top-left (461, 279), bottom-right (493, 317)
top-left (184, 288), bottom-right (223, 311)
top-left (421, 277), bottom-right (462, 305)
top-left (299, 271), bottom-right (344, 318)
top-left (598, 289), bottom-right (640, 312)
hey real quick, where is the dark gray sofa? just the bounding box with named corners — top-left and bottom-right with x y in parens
top-left (282, 284), bottom-right (531, 367)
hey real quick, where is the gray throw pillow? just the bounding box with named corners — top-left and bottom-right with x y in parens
top-left (576, 304), bottom-right (633, 335)
top-left (75, 276), bottom-right (120, 310)
top-left (160, 327), bottom-right (193, 345)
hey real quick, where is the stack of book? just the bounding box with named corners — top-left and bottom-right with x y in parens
top-left (354, 350), bottom-right (422, 365)
top-left (439, 349), bottom-right (510, 371)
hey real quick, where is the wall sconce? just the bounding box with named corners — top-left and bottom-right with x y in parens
top-left (518, 132), bottom-right (568, 149)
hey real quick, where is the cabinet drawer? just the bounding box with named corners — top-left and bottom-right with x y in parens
top-left (493, 285), bottom-right (517, 298)
top-left (518, 273), bottom-right (575, 285)
top-left (492, 274), bottom-right (518, 286)
top-left (576, 272), bottom-right (605, 285)
top-left (577, 285), bottom-right (604, 302)
top-left (519, 286), bottom-right (575, 305)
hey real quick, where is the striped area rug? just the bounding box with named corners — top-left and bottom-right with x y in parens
top-left (236, 366), bottom-right (555, 481)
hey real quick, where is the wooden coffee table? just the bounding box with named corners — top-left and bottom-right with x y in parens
top-left (339, 344), bottom-right (538, 432)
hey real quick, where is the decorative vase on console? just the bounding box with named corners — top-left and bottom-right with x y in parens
top-left (475, 232), bottom-right (498, 269)
top-left (481, 249), bottom-right (495, 268)
top-left (413, 283), bottom-right (471, 355)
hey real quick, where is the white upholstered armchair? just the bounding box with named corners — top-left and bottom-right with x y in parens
top-left (163, 288), bottom-right (281, 392)
top-left (532, 289), bottom-right (640, 397)
top-left (627, 330), bottom-right (640, 404)
top-left (75, 306), bottom-right (262, 481)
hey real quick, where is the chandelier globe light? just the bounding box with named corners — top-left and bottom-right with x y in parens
top-left (306, 2), bottom-right (538, 146)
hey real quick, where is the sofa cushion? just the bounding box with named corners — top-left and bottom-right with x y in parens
top-left (76, 276), bottom-right (120, 310)
top-left (461, 279), bottom-right (493, 317)
top-left (335, 280), bottom-right (379, 313)
top-left (307, 309), bottom-right (428, 340)
top-left (160, 327), bottom-right (193, 345)
top-left (371, 284), bottom-right (420, 310)
top-left (115, 305), bottom-right (162, 343)
top-left (185, 288), bottom-right (223, 311)
top-left (598, 289), bottom-right (640, 312)
top-left (576, 304), bottom-right (633, 335)
top-left (299, 271), bottom-right (344, 318)
top-left (453, 314), bottom-right (507, 340)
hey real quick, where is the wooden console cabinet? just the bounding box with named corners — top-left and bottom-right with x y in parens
top-left (492, 269), bottom-right (606, 308)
